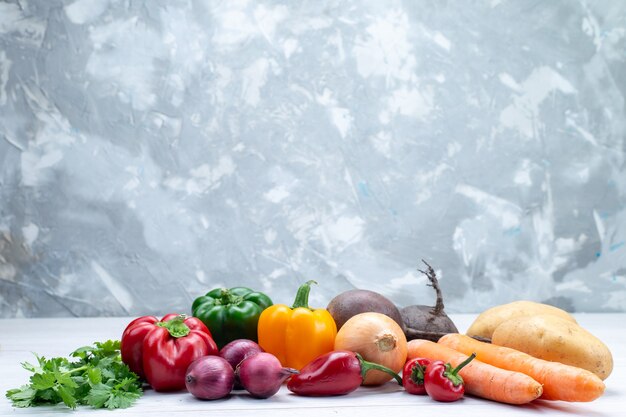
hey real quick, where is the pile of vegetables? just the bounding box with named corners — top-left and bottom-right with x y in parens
top-left (6, 262), bottom-right (615, 410)
top-left (466, 300), bottom-right (614, 380)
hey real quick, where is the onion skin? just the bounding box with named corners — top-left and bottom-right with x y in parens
top-left (334, 312), bottom-right (407, 385)
top-left (185, 356), bottom-right (234, 400)
top-left (220, 339), bottom-right (264, 389)
top-left (236, 352), bottom-right (299, 398)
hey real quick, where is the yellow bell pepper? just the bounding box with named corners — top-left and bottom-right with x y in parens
top-left (257, 280), bottom-right (337, 370)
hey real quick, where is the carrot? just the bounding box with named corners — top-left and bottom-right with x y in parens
top-left (438, 333), bottom-right (605, 402)
top-left (407, 339), bottom-right (543, 404)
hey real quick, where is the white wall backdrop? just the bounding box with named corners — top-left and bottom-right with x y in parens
top-left (1, 0), bottom-right (625, 317)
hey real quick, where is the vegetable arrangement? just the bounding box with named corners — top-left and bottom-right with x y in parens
top-left (408, 339), bottom-right (544, 404)
top-left (6, 266), bottom-right (615, 411)
top-left (491, 313), bottom-right (613, 380)
top-left (467, 300), bottom-right (613, 380)
top-left (438, 333), bottom-right (605, 402)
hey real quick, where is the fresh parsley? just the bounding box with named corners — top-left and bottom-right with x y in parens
top-left (6, 340), bottom-right (143, 410)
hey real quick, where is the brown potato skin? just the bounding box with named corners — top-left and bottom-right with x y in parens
top-left (492, 314), bottom-right (614, 380)
top-left (466, 301), bottom-right (576, 340)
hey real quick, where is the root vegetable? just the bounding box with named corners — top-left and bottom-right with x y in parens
top-left (185, 356), bottom-right (234, 400)
top-left (491, 314), bottom-right (613, 381)
top-left (219, 339), bottom-right (264, 389)
top-left (438, 333), bottom-right (606, 402)
top-left (466, 300), bottom-right (576, 341)
top-left (334, 312), bottom-right (407, 385)
top-left (236, 352), bottom-right (298, 398)
top-left (327, 289), bottom-right (405, 331)
top-left (400, 260), bottom-right (458, 342)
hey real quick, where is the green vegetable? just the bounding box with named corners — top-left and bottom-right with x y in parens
top-left (6, 340), bottom-right (142, 410)
top-left (192, 287), bottom-right (273, 348)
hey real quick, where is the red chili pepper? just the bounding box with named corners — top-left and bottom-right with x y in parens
top-left (287, 350), bottom-right (402, 396)
top-left (424, 353), bottom-right (476, 402)
top-left (402, 358), bottom-right (431, 395)
top-left (121, 314), bottom-right (218, 392)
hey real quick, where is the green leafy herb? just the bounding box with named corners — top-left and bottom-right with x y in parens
top-left (6, 340), bottom-right (142, 410)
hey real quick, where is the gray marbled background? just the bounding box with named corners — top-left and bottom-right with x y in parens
top-left (1, 0), bottom-right (625, 317)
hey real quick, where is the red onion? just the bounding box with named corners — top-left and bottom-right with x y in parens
top-left (220, 339), bottom-right (264, 369)
top-left (236, 352), bottom-right (299, 399)
top-left (185, 356), bottom-right (234, 400)
top-left (220, 339), bottom-right (264, 389)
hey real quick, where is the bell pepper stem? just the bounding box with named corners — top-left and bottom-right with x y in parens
top-left (156, 315), bottom-right (190, 338)
top-left (355, 353), bottom-right (402, 385)
top-left (291, 280), bottom-right (317, 309)
top-left (219, 289), bottom-right (243, 306)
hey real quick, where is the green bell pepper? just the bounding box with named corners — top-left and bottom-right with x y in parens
top-left (191, 287), bottom-right (273, 348)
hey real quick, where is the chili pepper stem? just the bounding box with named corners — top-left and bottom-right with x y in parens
top-left (444, 352), bottom-right (476, 386)
top-left (451, 352), bottom-right (476, 374)
top-left (410, 362), bottom-right (425, 384)
top-left (355, 353), bottom-right (402, 385)
top-left (291, 280), bottom-right (318, 309)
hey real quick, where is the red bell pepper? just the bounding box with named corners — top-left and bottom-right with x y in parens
top-left (424, 353), bottom-right (476, 402)
top-left (287, 350), bottom-right (401, 396)
top-left (121, 314), bottom-right (218, 392)
top-left (402, 358), bottom-right (431, 395)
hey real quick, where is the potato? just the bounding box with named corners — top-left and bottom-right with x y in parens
top-left (466, 300), bottom-right (576, 340)
top-left (492, 314), bottom-right (613, 380)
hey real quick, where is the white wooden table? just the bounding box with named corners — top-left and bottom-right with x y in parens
top-left (1, 314), bottom-right (624, 416)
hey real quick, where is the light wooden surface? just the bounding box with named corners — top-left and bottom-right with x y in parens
top-left (1, 314), bottom-right (623, 416)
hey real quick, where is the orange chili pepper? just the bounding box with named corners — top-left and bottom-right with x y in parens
top-left (257, 280), bottom-right (337, 370)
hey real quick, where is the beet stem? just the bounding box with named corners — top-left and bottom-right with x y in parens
top-left (418, 260), bottom-right (444, 315)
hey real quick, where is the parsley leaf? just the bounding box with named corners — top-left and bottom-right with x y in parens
top-left (6, 386), bottom-right (36, 408)
top-left (105, 389), bottom-right (141, 410)
top-left (30, 373), bottom-right (56, 390)
top-left (55, 385), bottom-right (77, 409)
top-left (84, 383), bottom-right (112, 408)
top-left (88, 367), bottom-right (102, 384)
top-left (5, 340), bottom-right (142, 410)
